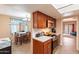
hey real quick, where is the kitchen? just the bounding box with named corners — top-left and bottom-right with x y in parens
top-left (32, 11), bottom-right (60, 54)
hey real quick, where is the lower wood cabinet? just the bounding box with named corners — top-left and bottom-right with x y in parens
top-left (33, 39), bottom-right (52, 54)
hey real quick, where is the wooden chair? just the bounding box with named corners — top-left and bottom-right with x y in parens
top-left (14, 32), bottom-right (19, 45)
top-left (27, 32), bottom-right (31, 41)
top-left (23, 33), bottom-right (28, 43)
top-left (23, 32), bottom-right (31, 43)
top-left (19, 34), bottom-right (24, 45)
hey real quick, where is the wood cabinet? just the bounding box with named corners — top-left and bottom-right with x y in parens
top-left (33, 11), bottom-right (47, 28)
top-left (44, 40), bottom-right (52, 54)
top-left (33, 39), bottom-right (52, 54)
top-left (33, 11), bottom-right (56, 28)
top-left (33, 12), bottom-right (38, 28)
top-left (47, 16), bottom-right (56, 28)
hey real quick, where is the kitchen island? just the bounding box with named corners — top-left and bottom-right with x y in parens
top-left (33, 34), bottom-right (60, 54)
top-left (33, 36), bottom-right (52, 54)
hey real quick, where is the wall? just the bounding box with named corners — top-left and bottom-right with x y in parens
top-left (0, 14), bottom-right (10, 38)
top-left (32, 28), bottom-right (51, 38)
top-left (56, 18), bottom-right (62, 34)
top-left (76, 16), bottom-right (79, 50)
top-left (56, 18), bottom-right (62, 45)
top-left (27, 21), bottom-right (31, 32)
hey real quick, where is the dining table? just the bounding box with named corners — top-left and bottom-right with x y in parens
top-left (15, 32), bottom-right (27, 45)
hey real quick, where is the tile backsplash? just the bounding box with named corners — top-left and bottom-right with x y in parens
top-left (32, 28), bottom-right (51, 37)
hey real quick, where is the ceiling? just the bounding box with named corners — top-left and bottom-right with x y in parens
top-left (1, 4), bottom-right (79, 19)
top-left (53, 4), bottom-right (79, 17)
top-left (62, 17), bottom-right (77, 22)
top-left (0, 4), bottom-right (30, 18)
top-left (0, 4), bottom-right (62, 19)
top-left (53, 4), bottom-right (71, 9)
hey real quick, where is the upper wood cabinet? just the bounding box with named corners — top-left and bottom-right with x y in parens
top-left (37, 12), bottom-right (47, 28)
top-left (33, 11), bottom-right (56, 28)
top-left (33, 11), bottom-right (47, 28)
top-left (47, 16), bottom-right (56, 28)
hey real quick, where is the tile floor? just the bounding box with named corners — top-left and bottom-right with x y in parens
top-left (54, 36), bottom-right (78, 54)
top-left (12, 41), bottom-right (31, 54)
top-left (12, 35), bottom-right (78, 54)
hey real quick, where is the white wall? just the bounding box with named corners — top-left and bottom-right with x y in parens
top-left (76, 16), bottom-right (79, 50)
top-left (56, 18), bottom-right (62, 34)
top-left (56, 18), bottom-right (62, 45)
top-left (0, 14), bottom-right (10, 38)
top-left (32, 28), bottom-right (51, 38)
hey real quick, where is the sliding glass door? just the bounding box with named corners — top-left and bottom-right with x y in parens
top-left (69, 24), bottom-right (73, 34)
top-left (63, 24), bottom-right (73, 34)
top-left (64, 24), bottom-right (69, 34)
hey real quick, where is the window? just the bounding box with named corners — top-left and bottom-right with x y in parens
top-left (25, 25), bottom-right (28, 32)
top-left (10, 24), bottom-right (18, 33)
top-left (10, 18), bottom-right (20, 33)
top-left (10, 17), bottom-right (30, 34)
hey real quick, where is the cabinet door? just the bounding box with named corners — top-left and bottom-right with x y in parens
top-left (52, 18), bottom-right (56, 28)
top-left (43, 14), bottom-right (47, 28)
top-left (33, 45), bottom-right (43, 54)
top-left (33, 39), bottom-right (44, 54)
top-left (48, 20), bottom-right (54, 28)
top-left (47, 16), bottom-right (56, 28)
top-left (44, 40), bottom-right (51, 54)
top-left (37, 12), bottom-right (46, 28)
top-left (33, 12), bottom-right (38, 28)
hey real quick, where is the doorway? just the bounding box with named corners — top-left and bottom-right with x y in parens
top-left (55, 17), bottom-right (78, 54)
top-left (62, 18), bottom-right (77, 54)
top-left (63, 21), bottom-right (76, 37)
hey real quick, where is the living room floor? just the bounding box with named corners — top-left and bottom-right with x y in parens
top-left (54, 36), bottom-right (78, 54)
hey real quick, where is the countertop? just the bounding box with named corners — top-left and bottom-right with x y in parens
top-left (33, 36), bottom-right (53, 42)
top-left (51, 33), bottom-right (60, 35)
top-left (33, 33), bottom-right (60, 42)
top-left (0, 37), bottom-right (11, 49)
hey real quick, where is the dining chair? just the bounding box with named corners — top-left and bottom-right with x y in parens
top-left (19, 34), bottom-right (24, 45)
top-left (14, 32), bottom-right (19, 45)
top-left (22, 33), bottom-right (28, 43)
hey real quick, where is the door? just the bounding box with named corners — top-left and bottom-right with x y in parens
top-left (44, 40), bottom-right (51, 54)
top-left (64, 24), bottom-right (69, 34)
top-left (69, 24), bottom-right (73, 34)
